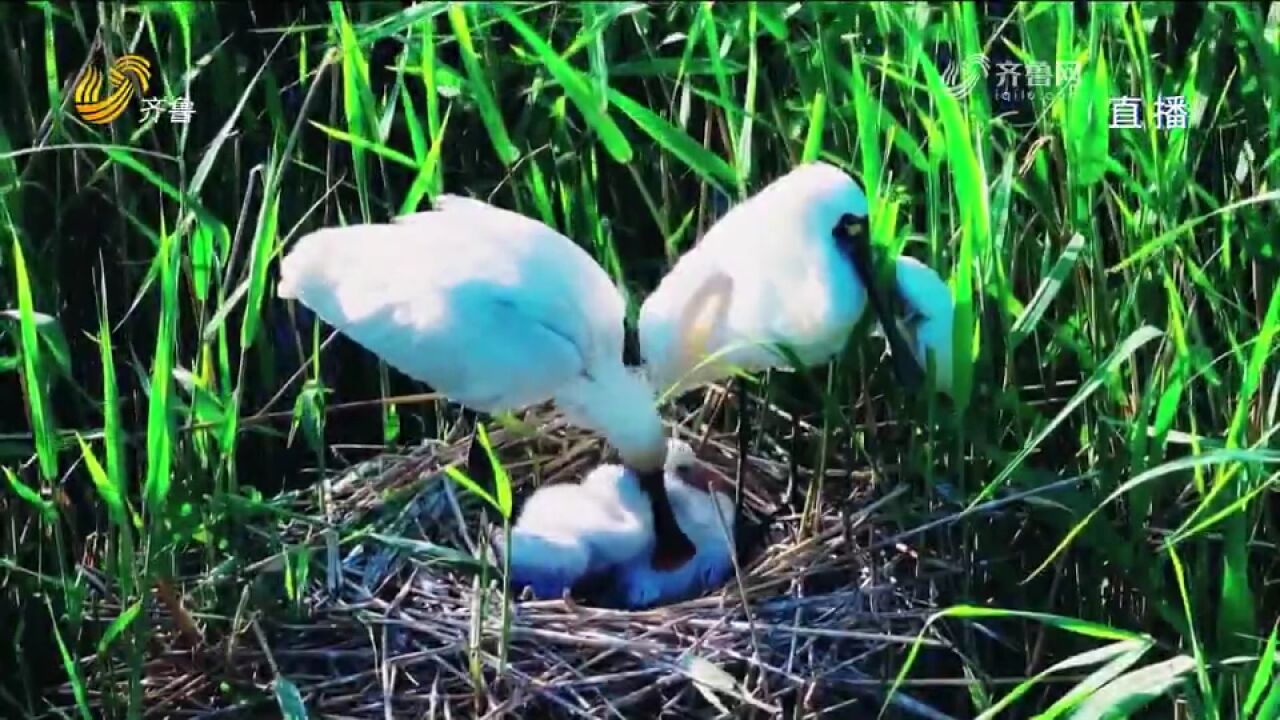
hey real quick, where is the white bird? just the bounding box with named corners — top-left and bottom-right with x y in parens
top-left (277, 194), bottom-right (697, 568)
top-left (499, 462), bottom-right (655, 600)
top-left (883, 255), bottom-right (956, 394)
top-left (610, 438), bottom-right (738, 610)
top-left (637, 161), bottom-right (953, 399)
top-left (497, 438), bottom-right (738, 606)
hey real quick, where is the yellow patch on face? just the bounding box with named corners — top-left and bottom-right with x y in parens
top-left (677, 272), bottom-right (734, 380)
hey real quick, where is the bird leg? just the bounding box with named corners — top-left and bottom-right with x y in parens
top-left (638, 469), bottom-right (696, 570)
top-left (733, 375), bottom-right (750, 557)
top-left (785, 407), bottom-right (801, 514)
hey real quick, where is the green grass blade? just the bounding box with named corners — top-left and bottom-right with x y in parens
top-left (1243, 622), bottom-right (1279, 718)
top-left (49, 600), bottom-right (93, 720)
top-left (1067, 654), bottom-right (1197, 720)
top-left (8, 235), bottom-right (57, 482)
top-left (143, 227), bottom-right (178, 517)
top-left (241, 173), bottom-right (281, 351)
top-left (273, 676), bottom-right (310, 719)
top-left (974, 325), bottom-right (1165, 506)
top-left (495, 4), bottom-right (633, 164)
top-left (1028, 448), bottom-right (1280, 581)
top-left (95, 600), bottom-right (142, 655)
top-left (448, 3), bottom-right (519, 166)
top-left (978, 639), bottom-right (1151, 719)
top-left (1009, 232), bottom-right (1087, 347)
top-left (3, 467), bottom-right (56, 522)
top-left (801, 90), bottom-right (827, 164)
top-left (607, 85), bottom-right (737, 194)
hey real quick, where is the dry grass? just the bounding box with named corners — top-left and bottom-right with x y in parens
top-left (48, 391), bottom-right (968, 718)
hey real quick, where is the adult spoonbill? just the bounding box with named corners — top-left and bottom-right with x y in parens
top-left (276, 194), bottom-right (697, 570)
top-left (496, 438), bottom-right (740, 607)
top-left (636, 161), bottom-right (953, 399)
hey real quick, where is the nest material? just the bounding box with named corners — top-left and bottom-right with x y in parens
top-left (53, 401), bottom-right (955, 719)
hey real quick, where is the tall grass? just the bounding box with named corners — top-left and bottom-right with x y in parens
top-left (0, 1), bottom-right (1277, 717)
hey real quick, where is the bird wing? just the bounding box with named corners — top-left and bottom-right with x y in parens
top-left (894, 255), bottom-right (953, 322)
top-left (639, 213), bottom-right (827, 395)
top-left (424, 194), bottom-right (630, 365)
top-left (278, 207), bottom-right (620, 413)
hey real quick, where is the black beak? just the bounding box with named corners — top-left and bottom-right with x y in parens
top-left (637, 469), bottom-right (696, 570)
top-left (833, 214), bottom-right (925, 392)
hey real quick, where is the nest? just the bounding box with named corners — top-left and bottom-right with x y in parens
top-left (53, 398), bottom-right (956, 719)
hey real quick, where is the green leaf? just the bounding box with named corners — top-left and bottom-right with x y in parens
top-left (8, 237), bottom-right (58, 481)
top-left (448, 3), bottom-right (519, 166)
top-left (3, 467), bottom-right (56, 522)
top-left (1068, 654), bottom-right (1196, 719)
top-left (96, 600), bottom-right (142, 655)
top-left (1243, 623), bottom-right (1279, 718)
top-left (273, 676), bottom-right (310, 720)
top-left (495, 4), bottom-right (633, 164)
top-left (607, 86), bottom-right (737, 194)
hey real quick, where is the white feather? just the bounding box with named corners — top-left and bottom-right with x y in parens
top-left (638, 162), bottom-right (871, 398)
top-left (505, 438), bottom-right (740, 608)
top-left (505, 463), bottom-right (654, 599)
top-left (277, 194), bottom-right (668, 469)
top-left (611, 440), bottom-right (737, 609)
top-left (638, 163), bottom-right (957, 399)
top-left (893, 255), bottom-right (955, 394)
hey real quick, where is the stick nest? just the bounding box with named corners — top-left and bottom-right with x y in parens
top-left (55, 397), bottom-right (951, 718)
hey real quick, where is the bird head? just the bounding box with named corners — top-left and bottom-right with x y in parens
top-left (664, 438), bottom-right (734, 498)
top-left (818, 177), bottom-right (926, 393)
top-left (777, 161), bottom-right (871, 253)
top-left (831, 211), bottom-right (875, 292)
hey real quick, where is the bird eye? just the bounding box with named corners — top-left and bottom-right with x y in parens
top-left (841, 213), bottom-right (863, 237)
top-left (831, 213), bottom-right (868, 255)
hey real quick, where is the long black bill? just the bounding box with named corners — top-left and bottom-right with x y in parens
top-left (637, 469), bottom-right (696, 570)
top-left (834, 213), bottom-right (925, 392)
